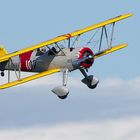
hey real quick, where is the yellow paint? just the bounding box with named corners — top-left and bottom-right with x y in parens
top-left (0, 45), bottom-right (8, 58)
top-left (94, 44), bottom-right (128, 59)
top-left (0, 13), bottom-right (133, 63)
top-left (0, 69), bottom-right (60, 89)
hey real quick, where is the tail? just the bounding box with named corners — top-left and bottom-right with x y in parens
top-left (0, 45), bottom-right (8, 73)
top-left (0, 45), bottom-right (8, 57)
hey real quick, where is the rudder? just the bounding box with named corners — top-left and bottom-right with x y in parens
top-left (0, 45), bottom-right (8, 57)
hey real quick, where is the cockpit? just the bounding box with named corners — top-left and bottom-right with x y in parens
top-left (36, 45), bottom-right (64, 56)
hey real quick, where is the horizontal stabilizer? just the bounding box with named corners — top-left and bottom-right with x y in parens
top-left (94, 44), bottom-right (128, 59)
top-left (0, 69), bottom-right (60, 89)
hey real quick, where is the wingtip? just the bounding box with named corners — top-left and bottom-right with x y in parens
top-left (127, 13), bottom-right (134, 17)
top-left (117, 43), bottom-right (128, 49)
top-left (122, 13), bottom-right (134, 19)
top-left (122, 43), bottom-right (128, 47)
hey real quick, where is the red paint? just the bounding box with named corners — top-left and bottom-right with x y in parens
top-left (20, 51), bottom-right (33, 71)
top-left (78, 47), bottom-right (94, 68)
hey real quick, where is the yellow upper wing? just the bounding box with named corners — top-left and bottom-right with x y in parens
top-left (0, 13), bottom-right (133, 63)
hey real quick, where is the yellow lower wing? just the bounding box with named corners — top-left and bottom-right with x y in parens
top-left (0, 44), bottom-right (128, 89)
top-left (94, 44), bottom-right (128, 59)
top-left (0, 69), bottom-right (60, 89)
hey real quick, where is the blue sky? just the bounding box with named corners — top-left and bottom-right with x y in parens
top-left (0, 1), bottom-right (139, 79)
top-left (0, 0), bottom-right (140, 140)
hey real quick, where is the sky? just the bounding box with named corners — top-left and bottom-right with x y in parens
top-left (0, 0), bottom-right (140, 140)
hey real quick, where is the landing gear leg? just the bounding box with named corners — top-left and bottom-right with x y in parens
top-left (63, 68), bottom-right (69, 86)
top-left (80, 68), bottom-right (99, 89)
top-left (52, 69), bottom-right (69, 99)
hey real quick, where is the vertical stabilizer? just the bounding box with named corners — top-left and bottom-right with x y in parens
top-left (0, 45), bottom-right (8, 57)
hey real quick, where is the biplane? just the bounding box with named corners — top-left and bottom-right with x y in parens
top-left (0, 13), bottom-right (132, 99)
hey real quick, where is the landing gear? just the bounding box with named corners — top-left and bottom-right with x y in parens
top-left (1, 71), bottom-right (4, 77)
top-left (52, 86), bottom-right (69, 99)
top-left (58, 94), bottom-right (68, 99)
top-left (52, 69), bottom-right (69, 99)
top-left (82, 75), bottom-right (99, 89)
top-left (80, 69), bottom-right (99, 89)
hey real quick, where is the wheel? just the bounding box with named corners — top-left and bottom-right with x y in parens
top-left (58, 94), bottom-right (68, 99)
top-left (1, 71), bottom-right (4, 77)
top-left (52, 86), bottom-right (69, 99)
top-left (88, 83), bottom-right (98, 89)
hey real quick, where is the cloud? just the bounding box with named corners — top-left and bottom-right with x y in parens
top-left (0, 117), bottom-right (140, 140)
top-left (100, 76), bottom-right (140, 91)
top-left (0, 75), bottom-right (140, 129)
top-left (1, 70), bottom-right (140, 92)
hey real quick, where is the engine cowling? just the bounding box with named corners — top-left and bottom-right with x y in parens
top-left (78, 47), bottom-right (94, 69)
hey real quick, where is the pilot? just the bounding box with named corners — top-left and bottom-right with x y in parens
top-left (40, 48), bottom-right (46, 53)
top-left (36, 48), bottom-right (46, 56)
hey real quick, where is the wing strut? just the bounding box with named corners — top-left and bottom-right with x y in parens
top-left (99, 26), bottom-right (104, 52)
top-left (110, 22), bottom-right (115, 47)
top-left (98, 22), bottom-right (116, 52)
top-left (0, 69), bottom-right (60, 89)
top-left (0, 13), bottom-right (133, 63)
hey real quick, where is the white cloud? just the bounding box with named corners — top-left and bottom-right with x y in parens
top-left (0, 117), bottom-right (140, 140)
top-left (23, 75), bottom-right (140, 93)
top-left (1, 74), bottom-right (140, 139)
top-left (1, 70), bottom-right (140, 93)
top-left (101, 76), bottom-right (140, 87)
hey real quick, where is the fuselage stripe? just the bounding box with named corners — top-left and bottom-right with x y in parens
top-left (20, 51), bottom-right (33, 71)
